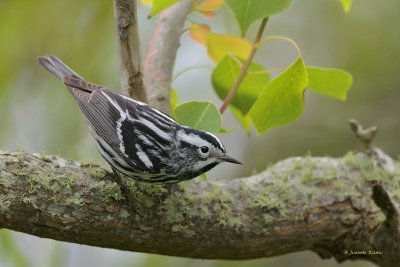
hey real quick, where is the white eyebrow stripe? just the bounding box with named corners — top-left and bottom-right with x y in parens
top-left (206, 132), bottom-right (224, 151)
top-left (178, 128), bottom-right (225, 152)
top-left (176, 130), bottom-right (208, 147)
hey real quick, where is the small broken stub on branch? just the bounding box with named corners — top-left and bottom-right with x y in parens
top-left (348, 118), bottom-right (378, 150)
top-left (348, 118), bottom-right (395, 171)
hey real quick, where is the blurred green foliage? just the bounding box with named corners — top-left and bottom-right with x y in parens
top-left (0, 0), bottom-right (118, 160)
top-left (0, 230), bottom-right (28, 267)
top-left (0, 0), bottom-right (398, 266)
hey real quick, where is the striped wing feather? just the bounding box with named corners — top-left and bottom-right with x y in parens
top-left (63, 77), bottom-right (122, 149)
top-left (62, 76), bottom-right (178, 175)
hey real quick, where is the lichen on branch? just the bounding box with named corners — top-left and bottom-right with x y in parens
top-left (0, 150), bottom-right (399, 266)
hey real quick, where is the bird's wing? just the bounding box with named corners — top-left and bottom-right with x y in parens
top-left (61, 77), bottom-right (147, 171)
top-left (39, 55), bottom-right (180, 174)
top-left (63, 77), bottom-right (180, 173)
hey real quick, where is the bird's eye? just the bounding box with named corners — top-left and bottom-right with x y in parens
top-left (198, 146), bottom-right (210, 157)
top-left (200, 146), bottom-right (209, 153)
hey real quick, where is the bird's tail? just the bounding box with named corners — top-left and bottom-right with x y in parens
top-left (38, 55), bottom-right (83, 80)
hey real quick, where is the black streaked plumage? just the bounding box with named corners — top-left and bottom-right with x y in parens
top-left (38, 55), bottom-right (241, 183)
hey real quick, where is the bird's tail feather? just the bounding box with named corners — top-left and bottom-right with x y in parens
top-left (38, 55), bottom-right (83, 80)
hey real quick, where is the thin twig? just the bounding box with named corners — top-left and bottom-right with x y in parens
top-left (219, 17), bottom-right (269, 114)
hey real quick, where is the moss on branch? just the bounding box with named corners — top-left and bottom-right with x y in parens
top-left (0, 150), bottom-right (399, 266)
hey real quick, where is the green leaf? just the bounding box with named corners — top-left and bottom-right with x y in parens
top-left (307, 66), bottom-right (352, 101)
top-left (225, 0), bottom-right (291, 36)
top-left (175, 101), bottom-right (222, 133)
top-left (149, 0), bottom-right (179, 17)
top-left (230, 106), bottom-right (252, 133)
top-left (339, 0), bottom-right (352, 13)
top-left (170, 88), bottom-right (178, 118)
top-left (206, 33), bottom-right (252, 62)
top-left (212, 55), bottom-right (270, 114)
top-left (249, 57), bottom-right (308, 134)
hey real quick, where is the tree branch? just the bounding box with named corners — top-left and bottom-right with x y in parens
top-left (143, 0), bottom-right (194, 114)
top-left (113, 0), bottom-right (147, 101)
top-left (0, 150), bottom-right (399, 266)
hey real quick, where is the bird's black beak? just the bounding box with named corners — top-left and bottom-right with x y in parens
top-left (219, 154), bottom-right (242, 164)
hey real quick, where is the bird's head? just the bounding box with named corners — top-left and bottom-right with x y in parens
top-left (175, 128), bottom-right (241, 177)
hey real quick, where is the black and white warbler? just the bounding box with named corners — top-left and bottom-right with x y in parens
top-left (38, 55), bottom-right (241, 183)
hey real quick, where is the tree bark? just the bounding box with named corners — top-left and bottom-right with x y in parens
top-left (143, 0), bottom-right (194, 114)
top-left (113, 0), bottom-right (147, 101)
top-left (0, 150), bottom-right (399, 266)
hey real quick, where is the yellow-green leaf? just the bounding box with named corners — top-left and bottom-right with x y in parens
top-left (199, 11), bottom-right (218, 18)
top-left (207, 33), bottom-right (252, 62)
top-left (195, 0), bottom-right (224, 11)
top-left (140, 0), bottom-right (153, 6)
top-left (339, 0), bottom-right (352, 13)
top-left (189, 23), bottom-right (211, 45)
top-left (149, 0), bottom-right (179, 17)
top-left (307, 66), bottom-right (352, 101)
top-left (170, 88), bottom-right (179, 118)
top-left (225, 0), bottom-right (291, 36)
top-left (212, 54), bottom-right (270, 114)
top-left (230, 106), bottom-right (252, 133)
top-left (175, 101), bottom-right (222, 133)
top-left (249, 57), bottom-right (308, 134)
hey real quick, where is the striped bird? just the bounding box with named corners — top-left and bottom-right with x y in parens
top-left (38, 55), bottom-right (241, 183)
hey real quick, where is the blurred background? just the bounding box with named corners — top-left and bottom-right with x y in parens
top-left (0, 0), bottom-right (398, 266)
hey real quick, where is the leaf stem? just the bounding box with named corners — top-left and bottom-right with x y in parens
top-left (219, 17), bottom-right (269, 114)
top-left (173, 64), bottom-right (214, 81)
top-left (259, 35), bottom-right (302, 56)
